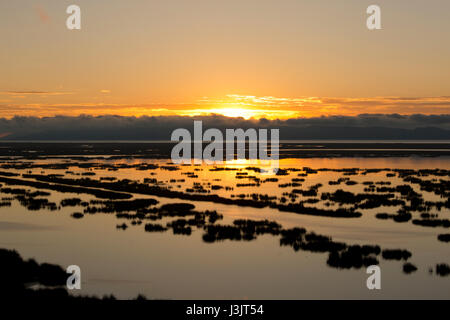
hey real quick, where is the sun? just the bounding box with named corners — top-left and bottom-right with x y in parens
top-left (176, 95), bottom-right (304, 119)
top-left (178, 107), bottom-right (260, 119)
top-left (208, 108), bottom-right (256, 119)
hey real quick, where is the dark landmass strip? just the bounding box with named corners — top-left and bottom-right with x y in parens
top-left (0, 142), bottom-right (449, 159)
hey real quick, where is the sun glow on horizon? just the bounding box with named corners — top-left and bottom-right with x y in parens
top-left (187, 107), bottom-right (260, 119)
top-left (1, 92), bottom-right (449, 119)
top-left (177, 105), bottom-right (302, 120)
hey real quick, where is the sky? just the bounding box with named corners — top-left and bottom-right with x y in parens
top-left (1, 0), bottom-right (450, 119)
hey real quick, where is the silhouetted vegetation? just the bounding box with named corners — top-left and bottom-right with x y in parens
top-left (437, 234), bottom-right (450, 243)
top-left (375, 213), bottom-right (412, 223)
top-left (0, 176), bottom-right (131, 199)
top-left (144, 223), bottom-right (167, 232)
top-left (0, 248), bottom-right (151, 299)
top-left (435, 264), bottom-right (450, 277)
top-left (403, 263), bottom-right (418, 274)
top-left (412, 218), bottom-right (450, 228)
top-left (381, 249), bottom-right (411, 261)
top-left (1, 152), bottom-right (449, 291)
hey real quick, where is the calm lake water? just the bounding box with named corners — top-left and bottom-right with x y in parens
top-left (0, 156), bottom-right (449, 299)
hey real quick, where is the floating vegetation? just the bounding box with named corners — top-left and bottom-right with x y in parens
top-left (435, 264), bottom-right (450, 277)
top-left (276, 203), bottom-right (362, 218)
top-left (167, 219), bottom-right (192, 235)
top-left (327, 246), bottom-right (379, 269)
top-left (412, 219), bottom-right (450, 228)
top-left (61, 198), bottom-right (84, 207)
top-left (375, 213), bottom-right (412, 223)
top-left (71, 212), bottom-right (84, 219)
top-left (403, 263), bottom-right (418, 274)
top-left (0, 176), bottom-right (131, 199)
top-left (0, 153), bottom-right (449, 286)
top-left (144, 223), bottom-right (167, 232)
top-left (381, 249), bottom-right (412, 261)
top-left (1, 162), bottom-right (446, 226)
top-left (437, 234), bottom-right (450, 243)
top-left (87, 198), bottom-right (159, 214)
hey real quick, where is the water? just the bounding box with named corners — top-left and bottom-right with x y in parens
top-left (0, 154), bottom-right (449, 299)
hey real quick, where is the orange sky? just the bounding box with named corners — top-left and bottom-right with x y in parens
top-left (1, 1), bottom-right (449, 119)
top-left (1, 93), bottom-right (450, 119)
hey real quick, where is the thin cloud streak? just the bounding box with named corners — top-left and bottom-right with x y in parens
top-left (35, 5), bottom-right (50, 24)
top-left (1, 91), bottom-right (74, 97)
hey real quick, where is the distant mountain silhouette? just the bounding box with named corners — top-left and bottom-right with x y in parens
top-left (278, 126), bottom-right (450, 140)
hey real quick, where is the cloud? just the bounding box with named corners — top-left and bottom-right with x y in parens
top-left (35, 5), bottom-right (50, 24)
top-left (197, 95), bottom-right (450, 116)
top-left (0, 114), bottom-right (448, 140)
top-left (1, 91), bottom-right (73, 97)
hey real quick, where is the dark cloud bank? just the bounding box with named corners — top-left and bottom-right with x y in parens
top-left (0, 114), bottom-right (449, 140)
